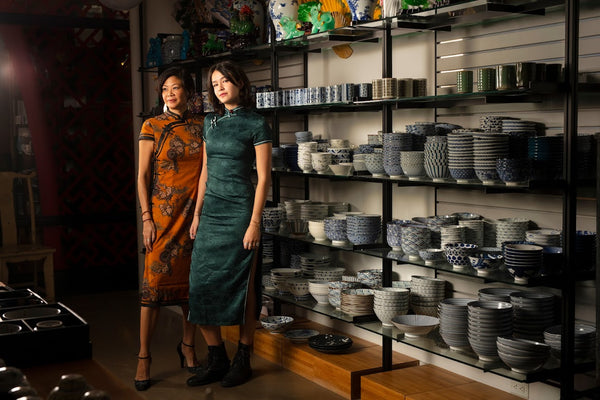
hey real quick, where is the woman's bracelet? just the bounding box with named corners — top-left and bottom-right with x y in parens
top-left (142, 218), bottom-right (153, 223)
top-left (141, 210), bottom-right (151, 216)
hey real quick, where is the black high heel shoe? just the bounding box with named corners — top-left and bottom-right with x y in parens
top-left (177, 341), bottom-right (202, 373)
top-left (134, 354), bottom-right (152, 391)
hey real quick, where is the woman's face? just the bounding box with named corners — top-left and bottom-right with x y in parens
top-left (162, 76), bottom-right (187, 115)
top-left (211, 70), bottom-right (241, 110)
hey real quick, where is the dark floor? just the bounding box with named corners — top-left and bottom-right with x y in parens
top-left (59, 290), bottom-right (345, 400)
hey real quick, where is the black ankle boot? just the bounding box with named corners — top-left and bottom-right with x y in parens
top-left (221, 342), bottom-right (252, 387)
top-left (186, 343), bottom-right (230, 387)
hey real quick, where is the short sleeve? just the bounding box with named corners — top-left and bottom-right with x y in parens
top-left (252, 116), bottom-right (272, 146)
top-left (139, 119), bottom-right (156, 142)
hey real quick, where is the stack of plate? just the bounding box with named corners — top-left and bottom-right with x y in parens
top-left (346, 214), bottom-right (382, 245)
top-left (510, 291), bottom-right (556, 341)
top-left (340, 288), bottom-right (375, 316)
top-left (458, 219), bottom-right (484, 247)
top-left (472, 133), bottom-right (509, 184)
top-left (496, 336), bottom-right (551, 373)
top-left (467, 300), bottom-right (513, 361)
top-left (270, 268), bottom-right (302, 295)
top-left (300, 203), bottom-right (329, 221)
top-left (326, 202), bottom-right (350, 215)
top-left (478, 287), bottom-right (516, 302)
top-left (308, 333), bottom-right (353, 353)
top-left (373, 288), bottom-right (410, 326)
top-left (312, 266), bottom-right (345, 282)
top-left (410, 276), bottom-right (446, 316)
top-left (357, 269), bottom-right (383, 288)
top-left (447, 132), bottom-right (476, 183)
top-left (526, 229), bottom-right (562, 247)
top-left (496, 217), bottom-right (530, 247)
top-left (299, 253), bottom-right (332, 278)
top-left (438, 298), bottom-right (473, 350)
top-left (543, 323), bottom-right (596, 360)
top-left (284, 329), bottom-right (320, 343)
top-left (504, 243), bottom-right (543, 284)
top-left (328, 280), bottom-right (362, 309)
top-left (284, 200), bottom-right (309, 220)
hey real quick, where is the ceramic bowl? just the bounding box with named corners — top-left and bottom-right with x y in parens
top-left (443, 243), bottom-right (479, 269)
top-left (391, 314), bottom-right (440, 338)
top-left (260, 315), bottom-right (294, 333)
top-left (308, 219), bottom-right (328, 241)
top-left (286, 277), bottom-right (310, 300)
top-left (469, 253), bottom-right (504, 275)
top-left (329, 163), bottom-right (354, 176)
top-left (418, 248), bottom-right (445, 265)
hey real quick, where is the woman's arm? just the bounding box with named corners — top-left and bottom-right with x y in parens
top-left (243, 142), bottom-right (272, 250)
top-left (190, 141), bottom-right (208, 239)
top-left (138, 139), bottom-right (156, 252)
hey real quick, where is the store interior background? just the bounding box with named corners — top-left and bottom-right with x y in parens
top-left (1, 0), bottom-right (599, 398)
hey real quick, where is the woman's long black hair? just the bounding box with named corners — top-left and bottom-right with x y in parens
top-left (206, 61), bottom-right (254, 114)
top-left (157, 66), bottom-right (196, 100)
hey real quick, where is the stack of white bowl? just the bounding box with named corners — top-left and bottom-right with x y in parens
top-left (496, 217), bottom-right (530, 247)
top-left (410, 276), bottom-right (446, 316)
top-left (458, 219), bottom-right (485, 247)
top-left (526, 228), bottom-right (562, 247)
top-left (328, 280), bottom-right (362, 309)
top-left (308, 219), bottom-right (328, 242)
top-left (297, 142), bottom-right (318, 173)
top-left (299, 253), bottom-right (331, 278)
top-left (341, 288), bottom-right (375, 316)
top-left (373, 288), bottom-right (410, 326)
top-left (440, 225), bottom-right (467, 248)
top-left (424, 136), bottom-right (450, 182)
top-left (400, 151), bottom-right (426, 180)
top-left (472, 132), bottom-right (509, 184)
top-left (496, 336), bottom-right (551, 373)
top-left (270, 268), bottom-right (302, 295)
top-left (438, 298), bottom-right (473, 351)
top-left (447, 132), bottom-right (476, 183)
top-left (543, 323), bottom-right (596, 360)
top-left (510, 291), bottom-right (556, 341)
top-left (467, 300), bottom-right (513, 361)
top-left (313, 266), bottom-right (345, 282)
top-left (308, 280), bottom-right (331, 304)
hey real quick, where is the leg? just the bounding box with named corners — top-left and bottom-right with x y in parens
top-left (222, 250), bottom-right (260, 388)
top-left (179, 304), bottom-right (200, 369)
top-left (136, 306), bottom-right (159, 381)
top-left (187, 325), bottom-right (230, 387)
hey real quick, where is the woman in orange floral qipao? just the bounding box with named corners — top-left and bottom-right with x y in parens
top-left (135, 67), bottom-right (203, 391)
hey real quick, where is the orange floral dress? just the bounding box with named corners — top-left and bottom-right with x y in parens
top-left (138, 110), bottom-right (204, 306)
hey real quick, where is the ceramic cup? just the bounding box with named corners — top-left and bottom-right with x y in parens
top-left (496, 64), bottom-right (517, 90)
top-left (516, 62), bottom-right (537, 89)
top-left (477, 68), bottom-right (496, 92)
top-left (456, 70), bottom-right (473, 93)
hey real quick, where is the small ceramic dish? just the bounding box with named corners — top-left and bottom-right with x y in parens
top-left (260, 315), bottom-right (294, 333)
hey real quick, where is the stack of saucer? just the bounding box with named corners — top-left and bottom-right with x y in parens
top-left (341, 288), bottom-right (375, 316)
top-left (299, 253), bottom-right (332, 278)
top-left (438, 298), bottom-right (473, 351)
top-left (410, 275), bottom-right (446, 316)
top-left (300, 203), bottom-right (329, 221)
top-left (504, 243), bottom-right (543, 284)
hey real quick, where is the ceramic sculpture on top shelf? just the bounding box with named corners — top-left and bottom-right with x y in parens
top-left (269, 0), bottom-right (300, 40)
top-left (229, 5), bottom-right (259, 49)
top-left (233, 0), bottom-right (266, 43)
top-left (346, 0), bottom-right (378, 21)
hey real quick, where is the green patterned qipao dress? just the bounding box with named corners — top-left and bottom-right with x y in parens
top-left (189, 106), bottom-right (271, 325)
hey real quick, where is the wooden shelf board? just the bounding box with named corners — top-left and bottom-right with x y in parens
top-left (406, 381), bottom-right (525, 400)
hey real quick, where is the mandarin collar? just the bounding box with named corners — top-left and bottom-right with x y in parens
top-left (224, 106), bottom-right (244, 116)
top-left (165, 108), bottom-right (189, 120)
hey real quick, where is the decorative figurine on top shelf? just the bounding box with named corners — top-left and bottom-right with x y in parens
top-left (229, 5), bottom-right (258, 49)
top-left (307, 3), bottom-right (335, 33)
top-left (280, 16), bottom-right (305, 39)
top-left (146, 37), bottom-right (162, 67)
top-left (202, 33), bottom-right (226, 55)
top-left (297, 1), bottom-right (319, 33)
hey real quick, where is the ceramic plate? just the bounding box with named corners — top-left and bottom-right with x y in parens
top-left (284, 329), bottom-right (320, 343)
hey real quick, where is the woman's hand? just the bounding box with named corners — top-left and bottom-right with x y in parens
top-left (143, 220), bottom-right (156, 253)
top-left (189, 214), bottom-right (200, 239)
top-left (242, 222), bottom-right (261, 250)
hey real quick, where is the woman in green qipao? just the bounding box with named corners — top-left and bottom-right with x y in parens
top-left (187, 61), bottom-right (272, 388)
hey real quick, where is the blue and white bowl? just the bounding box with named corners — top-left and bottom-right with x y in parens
top-left (260, 315), bottom-right (294, 333)
top-left (444, 243), bottom-right (479, 269)
top-left (469, 253), bottom-right (504, 275)
top-left (324, 217), bottom-right (348, 246)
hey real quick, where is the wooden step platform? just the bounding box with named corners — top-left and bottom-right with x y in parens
top-left (223, 319), bottom-right (418, 399)
top-left (361, 364), bottom-right (522, 400)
